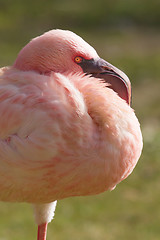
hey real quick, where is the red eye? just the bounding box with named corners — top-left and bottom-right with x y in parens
top-left (74, 56), bottom-right (83, 63)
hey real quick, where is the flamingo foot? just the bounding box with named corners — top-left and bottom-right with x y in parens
top-left (37, 222), bottom-right (48, 240)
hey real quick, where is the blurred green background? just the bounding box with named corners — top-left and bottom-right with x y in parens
top-left (0, 0), bottom-right (160, 239)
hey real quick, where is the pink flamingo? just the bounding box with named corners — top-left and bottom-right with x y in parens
top-left (0, 29), bottom-right (142, 240)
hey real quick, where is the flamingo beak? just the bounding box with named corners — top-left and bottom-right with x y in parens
top-left (78, 58), bottom-right (131, 105)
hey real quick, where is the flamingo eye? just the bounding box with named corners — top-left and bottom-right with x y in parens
top-left (74, 56), bottom-right (83, 63)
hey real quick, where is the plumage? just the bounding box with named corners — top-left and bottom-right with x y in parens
top-left (0, 29), bottom-right (143, 240)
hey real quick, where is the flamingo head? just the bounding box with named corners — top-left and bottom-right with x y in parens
top-left (14, 29), bottom-right (131, 105)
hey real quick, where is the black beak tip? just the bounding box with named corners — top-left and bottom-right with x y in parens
top-left (78, 57), bottom-right (131, 105)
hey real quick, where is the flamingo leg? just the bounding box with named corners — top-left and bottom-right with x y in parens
top-left (37, 223), bottom-right (48, 240)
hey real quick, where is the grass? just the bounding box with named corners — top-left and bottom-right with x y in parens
top-left (0, 12), bottom-right (160, 240)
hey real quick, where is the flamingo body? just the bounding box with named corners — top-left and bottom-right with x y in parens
top-left (0, 29), bottom-right (143, 239)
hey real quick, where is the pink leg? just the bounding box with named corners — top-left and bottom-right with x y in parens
top-left (37, 223), bottom-right (48, 240)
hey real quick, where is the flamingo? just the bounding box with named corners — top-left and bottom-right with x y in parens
top-left (0, 29), bottom-right (143, 240)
